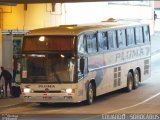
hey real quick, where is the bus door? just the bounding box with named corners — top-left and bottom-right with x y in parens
top-left (78, 56), bottom-right (88, 101)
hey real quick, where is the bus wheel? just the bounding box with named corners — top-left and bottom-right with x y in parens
top-left (86, 83), bottom-right (94, 105)
top-left (126, 72), bottom-right (133, 92)
top-left (133, 69), bottom-right (140, 89)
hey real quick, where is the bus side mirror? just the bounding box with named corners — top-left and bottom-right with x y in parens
top-left (80, 58), bottom-right (85, 74)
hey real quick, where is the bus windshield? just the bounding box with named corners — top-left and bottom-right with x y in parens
top-left (21, 53), bottom-right (75, 83)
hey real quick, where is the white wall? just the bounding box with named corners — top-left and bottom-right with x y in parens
top-left (23, 4), bottom-right (63, 30)
top-left (63, 2), bottom-right (154, 34)
top-left (63, 2), bottom-right (153, 24)
top-left (154, 9), bottom-right (160, 31)
top-left (1, 4), bottom-right (63, 30)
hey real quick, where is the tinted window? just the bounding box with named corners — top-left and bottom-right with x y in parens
top-left (117, 29), bottom-right (126, 48)
top-left (143, 26), bottom-right (150, 43)
top-left (126, 28), bottom-right (135, 46)
top-left (78, 34), bottom-right (86, 53)
top-left (107, 30), bottom-right (117, 49)
top-left (97, 32), bottom-right (107, 51)
top-left (23, 36), bottom-right (75, 51)
top-left (87, 33), bottom-right (97, 53)
top-left (135, 27), bottom-right (143, 44)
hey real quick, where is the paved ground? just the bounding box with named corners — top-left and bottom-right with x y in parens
top-left (151, 32), bottom-right (160, 54)
top-left (0, 97), bottom-right (24, 109)
top-left (0, 31), bottom-right (160, 109)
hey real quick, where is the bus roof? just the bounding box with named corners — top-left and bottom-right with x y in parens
top-left (25, 20), bottom-right (148, 36)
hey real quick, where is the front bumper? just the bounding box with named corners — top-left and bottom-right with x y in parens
top-left (22, 93), bottom-right (80, 103)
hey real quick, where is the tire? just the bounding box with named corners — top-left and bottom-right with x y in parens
top-left (126, 72), bottom-right (133, 92)
top-left (133, 69), bottom-right (140, 89)
top-left (86, 83), bottom-right (94, 105)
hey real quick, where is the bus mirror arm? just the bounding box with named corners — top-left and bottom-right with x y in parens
top-left (80, 58), bottom-right (85, 75)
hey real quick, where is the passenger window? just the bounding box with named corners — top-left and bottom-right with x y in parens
top-left (97, 32), bottom-right (107, 51)
top-left (107, 30), bottom-right (117, 49)
top-left (87, 33), bottom-right (97, 53)
top-left (135, 27), bottom-right (143, 44)
top-left (126, 28), bottom-right (135, 46)
top-left (117, 29), bottom-right (126, 48)
top-left (143, 26), bottom-right (150, 43)
top-left (78, 34), bottom-right (86, 53)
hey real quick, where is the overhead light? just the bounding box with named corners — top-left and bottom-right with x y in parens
top-left (60, 54), bottom-right (65, 58)
top-left (39, 36), bottom-right (45, 42)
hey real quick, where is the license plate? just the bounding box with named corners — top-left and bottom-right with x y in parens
top-left (43, 96), bottom-right (52, 100)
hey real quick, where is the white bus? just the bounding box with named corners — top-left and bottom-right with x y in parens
top-left (21, 20), bottom-right (151, 105)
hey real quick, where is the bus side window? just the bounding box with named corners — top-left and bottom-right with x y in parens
top-left (135, 26), bottom-right (143, 44)
top-left (87, 33), bottom-right (97, 53)
top-left (126, 28), bottom-right (135, 46)
top-left (78, 34), bottom-right (86, 53)
top-left (97, 32), bottom-right (107, 51)
top-left (107, 30), bottom-right (117, 50)
top-left (143, 25), bottom-right (150, 43)
top-left (117, 29), bottom-right (126, 48)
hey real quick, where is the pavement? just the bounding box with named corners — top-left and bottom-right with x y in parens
top-left (151, 32), bottom-right (160, 55)
top-left (0, 31), bottom-right (160, 109)
top-left (0, 97), bottom-right (24, 108)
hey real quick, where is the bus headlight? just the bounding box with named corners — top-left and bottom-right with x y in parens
top-left (24, 88), bottom-right (31, 93)
top-left (66, 88), bottom-right (72, 93)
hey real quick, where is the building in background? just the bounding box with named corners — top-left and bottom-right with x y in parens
top-left (0, 1), bottom-right (154, 30)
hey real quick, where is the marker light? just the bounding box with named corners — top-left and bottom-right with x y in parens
top-left (66, 88), bottom-right (72, 94)
top-left (39, 36), bottom-right (45, 42)
top-left (24, 88), bottom-right (31, 93)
